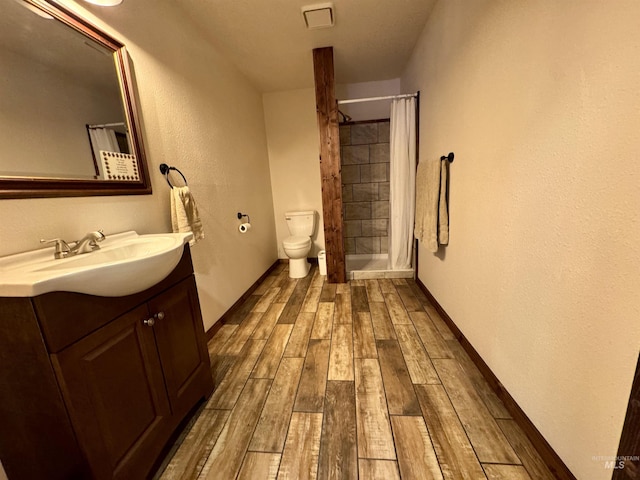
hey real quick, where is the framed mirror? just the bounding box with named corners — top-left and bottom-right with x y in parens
top-left (0, 0), bottom-right (151, 198)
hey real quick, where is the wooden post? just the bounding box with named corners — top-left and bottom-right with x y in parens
top-left (313, 47), bottom-right (346, 283)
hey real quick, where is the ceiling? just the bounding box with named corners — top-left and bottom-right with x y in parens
top-left (175, 0), bottom-right (437, 92)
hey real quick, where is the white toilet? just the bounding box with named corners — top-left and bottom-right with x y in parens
top-left (283, 210), bottom-right (316, 278)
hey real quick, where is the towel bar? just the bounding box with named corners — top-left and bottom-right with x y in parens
top-left (440, 152), bottom-right (454, 163)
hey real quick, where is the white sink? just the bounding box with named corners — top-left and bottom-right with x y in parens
top-left (0, 231), bottom-right (193, 297)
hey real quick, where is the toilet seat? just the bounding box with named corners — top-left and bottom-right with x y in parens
top-left (283, 235), bottom-right (311, 249)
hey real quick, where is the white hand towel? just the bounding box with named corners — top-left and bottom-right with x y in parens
top-left (170, 186), bottom-right (204, 246)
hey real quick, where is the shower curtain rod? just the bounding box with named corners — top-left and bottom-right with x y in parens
top-left (337, 92), bottom-right (417, 105)
top-left (87, 122), bottom-right (127, 129)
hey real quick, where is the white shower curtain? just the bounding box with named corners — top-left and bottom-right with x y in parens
top-left (389, 97), bottom-right (416, 270)
top-left (88, 127), bottom-right (120, 178)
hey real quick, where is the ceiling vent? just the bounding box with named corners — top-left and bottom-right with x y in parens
top-left (301, 3), bottom-right (335, 29)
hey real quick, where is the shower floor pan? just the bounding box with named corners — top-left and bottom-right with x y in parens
top-left (345, 254), bottom-right (413, 280)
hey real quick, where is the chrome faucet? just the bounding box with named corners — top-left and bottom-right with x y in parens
top-left (41, 230), bottom-right (106, 259)
top-left (71, 230), bottom-right (106, 254)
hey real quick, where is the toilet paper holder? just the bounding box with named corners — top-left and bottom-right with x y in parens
top-left (237, 212), bottom-right (250, 223)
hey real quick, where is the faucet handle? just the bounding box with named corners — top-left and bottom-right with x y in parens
top-left (40, 238), bottom-right (71, 259)
top-left (40, 238), bottom-right (70, 248)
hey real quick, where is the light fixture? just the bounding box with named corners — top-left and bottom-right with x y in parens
top-left (301, 2), bottom-right (335, 29)
top-left (82, 0), bottom-right (123, 6)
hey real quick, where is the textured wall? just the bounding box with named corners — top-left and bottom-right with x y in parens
top-left (264, 80), bottom-right (401, 259)
top-left (262, 88), bottom-right (325, 258)
top-left (336, 79), bottom-right (401, 122)
top-left (402, 1), bottom-right (640, 479)
top-left (0, 0), bottom-right (277, 331)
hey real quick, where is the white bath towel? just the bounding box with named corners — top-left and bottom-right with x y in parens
top-left (414, 158), bottom-right (449, 253)
top-left (438, 159), bottom-right (449, 246)
top-left (171, 186), bottom-right (204, 246)
top-left (414, 160), bottom-right (429, 244)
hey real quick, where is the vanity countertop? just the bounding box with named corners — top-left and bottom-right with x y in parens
top-left (0, 231), bottom-right (192, 297)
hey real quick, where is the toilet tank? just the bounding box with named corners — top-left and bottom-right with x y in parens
top-left (285, 210), bottom-right (316, 236)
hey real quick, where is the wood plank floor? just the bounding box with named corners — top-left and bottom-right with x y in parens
top-left (156, 264), bottom-right (558, 480)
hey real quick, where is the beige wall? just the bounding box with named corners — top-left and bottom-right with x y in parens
top-left (336, 79), bottom-right (401, 121)
top-left (0, 0), bottom-right (277, 331)
top-left (402, 1), bottom-right (640, 479)
top-left (263, 88), bottom-right (324, 258)
top-left (263, 80), bottom-right (402, 259)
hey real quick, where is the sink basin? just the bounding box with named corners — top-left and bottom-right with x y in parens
top-left (0, 231), bottom-right (193, 297)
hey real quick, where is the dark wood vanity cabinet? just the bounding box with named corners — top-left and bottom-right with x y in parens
top-left (52, 304), bottom-right (173, 479)
top-left (0, 246), bottom-right (213, 480)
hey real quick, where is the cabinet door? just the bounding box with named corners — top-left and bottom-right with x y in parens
top-left (51, 304), bottom-right (172, 480)
top-left (149, 276), bottom-right (213, 417)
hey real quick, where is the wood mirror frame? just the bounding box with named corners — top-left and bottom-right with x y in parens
top-left (0, 0), bottom-right (151, 199)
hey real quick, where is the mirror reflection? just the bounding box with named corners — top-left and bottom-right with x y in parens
top-left (0, 0), bottom-right (150, 197)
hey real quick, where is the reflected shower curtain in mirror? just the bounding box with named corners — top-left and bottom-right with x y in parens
top-left (88, 127), bottom-right (120, 178)
top-left (389, 97), bottom-right (416, 270)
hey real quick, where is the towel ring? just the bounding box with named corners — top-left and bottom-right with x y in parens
top-left (159, 163), bottom-right (188, 189)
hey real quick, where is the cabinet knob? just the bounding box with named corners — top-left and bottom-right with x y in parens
top-left (143, 312), bottom-right (164, 327)
top-left (143, 318), bottom-right (155, 327)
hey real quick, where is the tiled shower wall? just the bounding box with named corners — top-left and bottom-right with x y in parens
top-left (340, 120), bottom-right (390, 255)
